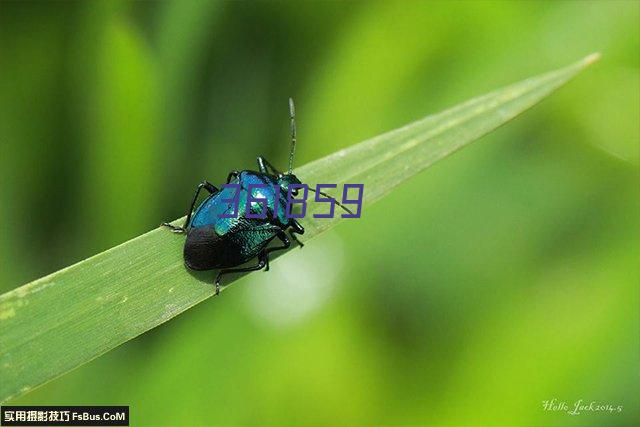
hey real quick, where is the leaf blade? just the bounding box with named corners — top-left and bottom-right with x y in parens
top-left (0, 54), bottom-right (599, 402)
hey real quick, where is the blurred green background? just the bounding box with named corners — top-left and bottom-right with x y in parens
top-left (1, 1), bottom-right (638, 426)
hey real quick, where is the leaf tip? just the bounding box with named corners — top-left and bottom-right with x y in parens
top-left (583, 52), bottom-right (601, 66)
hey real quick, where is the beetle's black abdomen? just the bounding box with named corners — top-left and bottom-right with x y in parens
top-left (184, 226), bottom-right (227, 270)
top-left (184, 225), bottom-right (274, 270)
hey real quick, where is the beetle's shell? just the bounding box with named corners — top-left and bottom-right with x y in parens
top-left (184, 171), bottom-right (288, 270)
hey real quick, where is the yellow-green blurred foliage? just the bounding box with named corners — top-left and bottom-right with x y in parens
top-left (1, 1), bottom-right (638, 426)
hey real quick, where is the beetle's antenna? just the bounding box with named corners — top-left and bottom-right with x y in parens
top-left (288, 97), bottom-right (296, 174)
top-left (307, 187), bottom-right (354, 215)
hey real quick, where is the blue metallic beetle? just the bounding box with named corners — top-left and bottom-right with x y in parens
top-left (163, 99), bottom-right (349, 295)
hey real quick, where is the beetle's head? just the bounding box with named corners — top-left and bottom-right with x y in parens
top-left (278, 173), bottom-right (302, 196)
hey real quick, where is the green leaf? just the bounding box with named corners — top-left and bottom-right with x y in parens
top-left (0, 54), bottom-right (599, 402)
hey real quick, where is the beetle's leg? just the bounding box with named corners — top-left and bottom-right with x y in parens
top-left (162, 180), bottom-right (218, 233)
top-left (226, 170), bottom-right (239, 183)
top-left (262, 231), bottom-right (291, 271)
top-left (183, 180), bottom-right (219, 228)
top-left (162, 223), bottom-right (185, 233)
top-left (291, 219), bottom-right (305, 234)
top-left (214, 252), bottom-right (268, 295)
top-left (257, 156), bottom-right (281, 176)
top-left (289, 231), bottom-right (304, 248)
top-left (288, 220), bottom-right (305, 248)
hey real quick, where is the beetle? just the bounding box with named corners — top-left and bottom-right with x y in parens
top-left (163, 99), bottom-right (351, 295)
